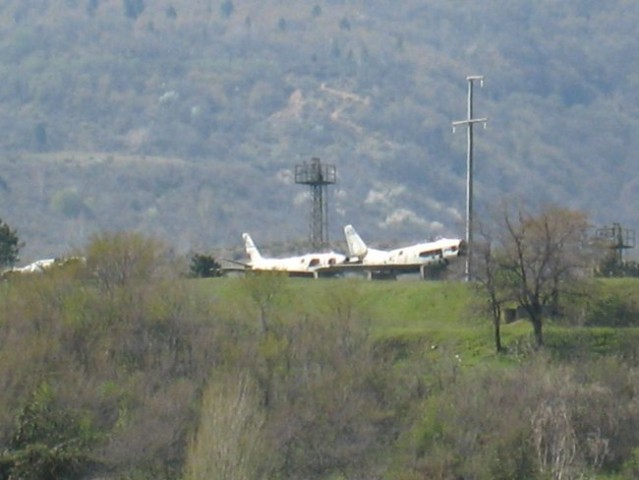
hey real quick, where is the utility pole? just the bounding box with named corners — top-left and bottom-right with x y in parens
top-left (452, 75), bottom-right (487, 282)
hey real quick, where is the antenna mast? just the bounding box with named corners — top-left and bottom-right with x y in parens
top-left (452, 75), bottom-right (488, 282)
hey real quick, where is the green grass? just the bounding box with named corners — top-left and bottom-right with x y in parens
top-left (195, 276), bottom-right (639, 366)
top-left (199, 277), bottom-right (515, 362)
top-left (203, 277), bottom-right (475, 330)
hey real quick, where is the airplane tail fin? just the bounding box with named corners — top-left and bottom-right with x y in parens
top-left (243, 233), bottom-right (262, 263)
top-left (344, 225), bottom-right (368, 258)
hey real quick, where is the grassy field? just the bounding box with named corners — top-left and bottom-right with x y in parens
top-left (201, 275), bottom-right (639, 366)
top-left (201, 277), bottom-right (533, 364)
top-left (204, 276), bottom-right (478, 331)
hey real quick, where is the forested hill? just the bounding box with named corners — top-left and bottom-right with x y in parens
top-left (1, 0), bottom-right (639, 262)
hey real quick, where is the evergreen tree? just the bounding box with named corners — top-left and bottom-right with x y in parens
top-left (189, 253), bottom-right (222, 278)
top-left (33, 123), bottom-right (47, 152)
top-left (123, 0), bottom-right (145, 20)
top-left (165, 5), bottom-right (177, 19)
top-left (0, 218), bottom-right (21, 268)
top-left (220, 0), bottom-right (234, 19)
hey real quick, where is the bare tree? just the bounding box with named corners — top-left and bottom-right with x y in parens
top-left (481, 205), bottom-right (594, 348)
top-left (84, 231), bottom-right (167, 295)
top-left (473, 231), bottom-right (508, 353)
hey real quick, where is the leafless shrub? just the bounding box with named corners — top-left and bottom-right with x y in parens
top-left (183, 372), bottom-right (267, 480)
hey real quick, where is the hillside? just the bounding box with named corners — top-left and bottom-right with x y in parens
top-left (1, 0), bottom-right (639, 262)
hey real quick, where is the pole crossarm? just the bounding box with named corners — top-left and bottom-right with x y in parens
top-left (452, 117), bottom-right (488, 130)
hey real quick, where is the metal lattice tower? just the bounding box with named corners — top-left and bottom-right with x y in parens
top-left (595, 222), bottom-right (636, 263)
top-left (294, 157), bottom-right (336, 250)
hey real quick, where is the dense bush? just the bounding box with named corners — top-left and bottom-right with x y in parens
top-left (584, 292), bottom-right (639, 327)
top-left (401, 357), bottom-right (639, 479)
top-left (0, 234), bottom-right (223, 478)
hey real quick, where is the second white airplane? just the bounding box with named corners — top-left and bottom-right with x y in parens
top-left (342, 224), bottom-right (465, 279)
top-left (240, 233), bottom-right (347, 278)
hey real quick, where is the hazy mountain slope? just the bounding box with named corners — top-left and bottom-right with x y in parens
top-left (1, 0), bottom-right (638, 261)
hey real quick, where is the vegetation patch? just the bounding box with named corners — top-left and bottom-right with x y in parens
top-left (3, 233), bottom-right (639, 478)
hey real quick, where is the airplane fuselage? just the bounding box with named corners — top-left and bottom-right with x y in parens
top-left (342, 225), bottom-right (465, 278)
top-left (250, 252), bottom-right (346, 275)
top-left (348, 238), bottom-right (464, 266)
top-left (241, 233), bottom-right (346, 277)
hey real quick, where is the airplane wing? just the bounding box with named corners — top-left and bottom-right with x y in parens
top-left (220, 259), bottom-right (321, 278)
top-left (317, 259), bottom-right (451, 279)
top-left (218, 258), bottom-right (251, 275)
top-left (222, 258), bottom-right (250, 267)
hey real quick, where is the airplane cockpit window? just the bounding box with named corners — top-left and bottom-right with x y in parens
top-left (309, 258), bottom-right (320, 267)
top-left (419, 249), bottom-right (443, 258)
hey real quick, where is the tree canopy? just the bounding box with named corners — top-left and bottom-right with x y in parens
top-left (189, 253), bottom-right (222, 278)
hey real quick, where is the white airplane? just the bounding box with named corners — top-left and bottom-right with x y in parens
top-left (1, 256), bottom-right (86, 277)
top-left (21, 258), bottom-right (57, 273)
top-left (342, 224), bottom-right (466, 279)
top-left (234, 233), bottom-right (347, 278)
top-left (4, 258), bottom-right (56, 275)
